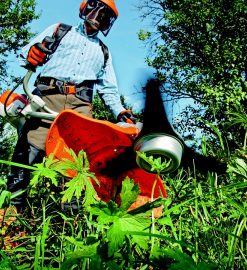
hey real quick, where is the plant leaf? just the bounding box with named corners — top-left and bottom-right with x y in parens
top-left (119, 177), bottom-right (140, 212)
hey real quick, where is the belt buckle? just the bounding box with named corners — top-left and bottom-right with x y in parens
top-left (64, 84), bottom-right (76, 95)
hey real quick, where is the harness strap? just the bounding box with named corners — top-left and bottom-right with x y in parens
top-left (99, 39), bottom-right (109, 69)
top-left (50, 23), bottom-right (72, 53)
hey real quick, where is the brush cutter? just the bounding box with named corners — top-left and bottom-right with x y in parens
top-left (0, 70), bottom-right (185, 209)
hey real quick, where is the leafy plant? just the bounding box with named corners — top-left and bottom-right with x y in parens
top-left (59, 149), bottom-right (99, 207)
top-left (136, 151), bottom-right (172, 174)
top-left (0, 118), bottom-right (246, 269)
top-left (61, 177), bottom-right (165, 269)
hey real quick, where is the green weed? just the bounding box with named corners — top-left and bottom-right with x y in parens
top-left (0, 117), bottom-right (246, 269)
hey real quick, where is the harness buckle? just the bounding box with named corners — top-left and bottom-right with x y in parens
top-left (64, 84), bottom-right (76, 95)
top-left (55, 80), bottom-right (76, 95)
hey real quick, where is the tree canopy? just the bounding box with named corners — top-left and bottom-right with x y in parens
top-left (0, 0), bottom-right (39, 84)
top-left (138, 0), bottom-right (246, 148)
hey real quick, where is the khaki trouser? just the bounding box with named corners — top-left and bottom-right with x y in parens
top-left (27, 93), bottom-right (92, 150)
top-left (8, 89), bottom-right (92, 208)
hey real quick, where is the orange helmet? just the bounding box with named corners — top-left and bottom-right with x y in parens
top-left (79, 0), bottom-right (118, 36)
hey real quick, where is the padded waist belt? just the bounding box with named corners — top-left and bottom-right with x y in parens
top-left (35, 77), bottom-right (94, 103)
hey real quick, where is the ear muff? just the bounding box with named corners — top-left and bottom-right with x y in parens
top-left (101, 0), bottom-right (118, 18)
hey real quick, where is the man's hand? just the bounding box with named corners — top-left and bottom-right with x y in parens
top-left (117, 110), bottom-right (137, 124)
top-left (27, 43), bottom-right (52, 69)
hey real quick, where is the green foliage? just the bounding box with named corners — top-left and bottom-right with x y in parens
top-left (0, 0), bottom-right (39, 84)
top-left (138, 0), bottom-right (246, 150)
top-left (30, 154), bottom-right (61, 188)
top-left (0, 121), bottom-right (17, 175)
top-left (0, 190), bottom-right (11, 209)
top-left (60, 178), bottom-right (165, 268)
top-left (0, 114), bottom-right (246, 269)
top-left (92, 93), bottom-right (115, 122)
top-left (228, 158), bottom-right (247, 180)
top-left (0, 178), bottom-right (11, 208)
top-left (138, 29), bottom-right (151, 41)
top-left (60, 149), bottom-right (99, 207)
top-left (137, 151), bottom-right (172, 174)
top-left (88, 178), bottom-right (152, 257)
top-left (151, 247), bottom-right (216, 270)
top-left (92, 92), bottom-right (144, 122)
top-left (28, 149), bottom-right (99, 208)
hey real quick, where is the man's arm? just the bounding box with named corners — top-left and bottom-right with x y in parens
top-left (96, 51), bottom-right (126, 118)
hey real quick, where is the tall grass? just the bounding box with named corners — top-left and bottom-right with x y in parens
top-left (0, 114), bottom-right (246, 269)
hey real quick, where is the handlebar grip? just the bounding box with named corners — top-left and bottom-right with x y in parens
top-left (40, 36), bottom-right (55, 53)
top-left (25, 63), bottom-right (37, 72)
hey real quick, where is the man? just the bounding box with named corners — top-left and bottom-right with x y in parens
top-left (8, 0), bottom-right (136, 208)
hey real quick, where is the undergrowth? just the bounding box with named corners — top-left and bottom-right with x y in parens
top-left (0, 118), bottom-right (246, 269)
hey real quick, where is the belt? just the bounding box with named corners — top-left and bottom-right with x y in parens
top-left (35, 77), bottom-right (94, 102)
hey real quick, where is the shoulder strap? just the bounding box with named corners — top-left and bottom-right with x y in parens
top-left (50, 23), bottom-right (72, 53)
top-left (99, 39), bottom-right (109, 69)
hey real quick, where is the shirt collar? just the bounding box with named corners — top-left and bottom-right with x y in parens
top-left (76, 22), bottom-right (99, 38)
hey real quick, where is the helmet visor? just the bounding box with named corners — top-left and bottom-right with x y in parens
top-left (80, 0), bottom-right (117, 36)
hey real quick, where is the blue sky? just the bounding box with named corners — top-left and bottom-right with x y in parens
top-left (10, 0), bottom-right (153, 111)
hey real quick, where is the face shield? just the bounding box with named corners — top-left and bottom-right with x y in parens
top-left (80, 0), bottom-right (117, 36)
